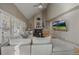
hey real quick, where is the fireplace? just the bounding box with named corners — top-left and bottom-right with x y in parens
top-left (33, 29), bottom-right (43, 37)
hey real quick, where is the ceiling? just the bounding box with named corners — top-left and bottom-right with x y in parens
top-left (14, 3), bottom-right (47, 19)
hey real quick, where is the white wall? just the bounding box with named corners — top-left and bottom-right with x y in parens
top-left (47, 3), bottom-right (79, 19)
top-left (47, 3), bottom-right (79, 45)
top-left (0, 3), bottom-right (27, 23)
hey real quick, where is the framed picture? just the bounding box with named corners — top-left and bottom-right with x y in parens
top-left (52, 20), bottom-right (67, 31)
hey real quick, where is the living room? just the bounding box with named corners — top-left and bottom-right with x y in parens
top-left (0, 3), bottom-right (79, 55)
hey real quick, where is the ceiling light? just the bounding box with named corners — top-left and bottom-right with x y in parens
top-left (34, 3), bottom-right (44, 9)
top-left (38, 5), bottom-right (43, 9)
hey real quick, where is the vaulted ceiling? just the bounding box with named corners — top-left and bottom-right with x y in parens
top-left (14, 3), bottom-right (48, 19)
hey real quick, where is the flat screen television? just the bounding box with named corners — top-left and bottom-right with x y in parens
top-left (52, 20), bottom-right (67, 31)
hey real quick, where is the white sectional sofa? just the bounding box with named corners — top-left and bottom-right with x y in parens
top-left (1, 44), bottom-right (30, 55)
top-left (19, 44), bottom-right (30, 55)
top-left (31, 44), bottom-right (52, 55)
top-left (1, 46), bottom-right (15, 55)
top-left (1, 37), bottom-right (52, 55)
top-left (1, 37), bottom-right (78, 55)
top-left (32, 37), bottom-right (51, 44)
top-left (9, 39), bottom-right (31, 45)
top-left (31, 37), bottom-right (52, 55)
top-left (52, 38), bottom-right (77, 55)
top-left (1, 39), bottom-right (31, 55)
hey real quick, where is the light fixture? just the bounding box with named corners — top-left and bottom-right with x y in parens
top-left (38, 4), bottom-right (43, 9)
top-left (34, 3), bottom-right (44, 9)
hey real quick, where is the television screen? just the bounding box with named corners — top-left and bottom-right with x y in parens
top-left (52, 20), bottom-right (67, 31)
